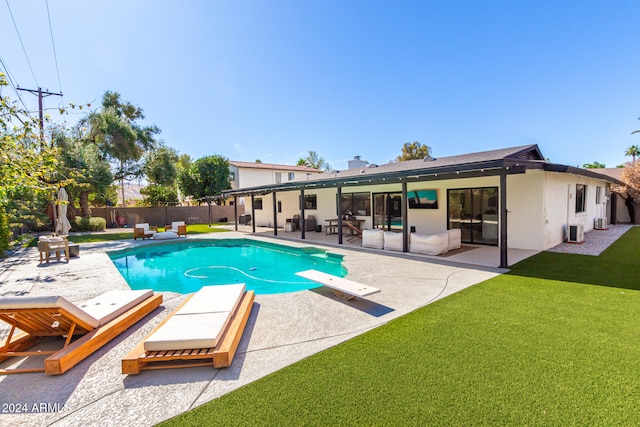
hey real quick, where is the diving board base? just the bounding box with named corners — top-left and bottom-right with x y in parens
top-left (122, 290), bottom-right (254, 374)
top-left (296, 269), bottom-right (380, 301)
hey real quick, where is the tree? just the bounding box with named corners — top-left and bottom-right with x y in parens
top-left (0, 73), bottom-right (59, 252)
top-left (82, 91), bottom-right (159, 206)
top-left (140, 145), bottom-right (179, 206)
top-left (396, 141), bottom-right (432, 161)
top-left (255, 159), bottom-right (262, 163)
top-left (178, 155), bottom-right (231, 204)
top-left (613, 161), bottom-right (640, 224)
top-left (298, 151), bottom-right (330, 171)
top-left (624, 144), bottom-right (640, 164)
top-left (582, 161), bottom-right (606, 169)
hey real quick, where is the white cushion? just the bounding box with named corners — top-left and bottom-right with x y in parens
top-left (362, 229), bottom-right (384, 249)
top-left (135, 223), bottom-right (150, 230)
top-left (383, 231), bottom-right (404, 252)
top-left (144, 312), bottom-right (232, 351)
top-left (153, 231), bottom-right (177, 240)
top-left (410, 233), bottom-right (448, 255)
top-left (171, 221), bottom-right (185, 229)
top-left (178, 284), bottom-right (245, 315)
top-left (78, 289), bottom-right (153, 326)
top-left (447, 228), bottom-right (462, 250)
top-left (143, 284), bottom-right (246, 352)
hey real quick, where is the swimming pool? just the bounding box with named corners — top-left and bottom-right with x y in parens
top-left (108, 238), bottom-right (346, 295)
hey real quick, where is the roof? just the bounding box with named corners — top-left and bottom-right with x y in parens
top-left (229, 161), bottom-right (321, 173)
top-left (224, 145), bottom-right (623, 196)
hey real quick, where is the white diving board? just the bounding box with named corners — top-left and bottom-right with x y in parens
top-left (296, 269), bottom-right (381, 301)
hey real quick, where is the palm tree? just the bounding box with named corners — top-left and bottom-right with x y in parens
top-left (625, 144), bottom-right (640, 164)
top-left (300, 151), bottom-right (331, 171)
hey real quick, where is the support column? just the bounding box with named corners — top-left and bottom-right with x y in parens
top-left (337, 186), bottom-right (343, 245)
top-left (272, 192), bottom-right (278, 236)
top-left (500, 172), bottom-right (508, 268)
top-left (234, 196), bottom-right (238, 231)
top-left (300, 189), bottom-right (306, 240)
top-left (402, 181), bottom-right (408, 252)
top-left (251, 194), bottom-right (256, 233)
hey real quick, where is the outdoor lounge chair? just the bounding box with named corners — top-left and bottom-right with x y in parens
top-left (133, 223), bottom-right (157, 240)
top-left (296, 269), bottom-right (380, 301)
top-left (344, 221), bottom-right (363, 243)
top-left (122, 283), bottom-right (254, 374)
top-left (165, 221), bottom-right (187, 237)
top-left (0, 290), bottom-right (162, 375)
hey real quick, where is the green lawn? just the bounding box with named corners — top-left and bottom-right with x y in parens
top-left (160, 227), bottom-right (640, 426)
top-left (63, 223), bottom-right (229, 244)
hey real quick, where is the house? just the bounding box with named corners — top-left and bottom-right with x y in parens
top-left (229, 161), bottom-right (322, 191)
top-left (224, 145), bottom-right (623, 267)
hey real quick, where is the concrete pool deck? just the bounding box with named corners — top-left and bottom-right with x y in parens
top-left (0, 232), bottom-right (505, 426)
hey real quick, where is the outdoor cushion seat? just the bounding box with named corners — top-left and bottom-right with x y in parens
top-left (362, 229), bottom-right (384, 249)
top-left (37, 236), bottom-right (69, 263)
top-left (134, 223), bottom-right (157, 240)
top-left (154, 231), bottom-right (178, 240)
top-left (410, 232), bottom-right (449, 255)
top-left (447, 228), bottom-right (462, 250)
top-left (165, 221), bottom-right (187, 237)
top-left (383, 231), bottom-right (403, 252)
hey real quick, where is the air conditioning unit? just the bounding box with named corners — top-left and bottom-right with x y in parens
top-left (567, 224), bottom-right (584, 243)
top-left (594, 218), bottom-right (608, 230)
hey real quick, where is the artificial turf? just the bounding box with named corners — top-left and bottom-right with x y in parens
top-left (160, 227), bottom-right (640, 426)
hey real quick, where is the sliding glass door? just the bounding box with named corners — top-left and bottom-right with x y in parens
top-left (373, 192), bottom-right (403, 231)
top-left (447, 187), bottom-right (498, 245)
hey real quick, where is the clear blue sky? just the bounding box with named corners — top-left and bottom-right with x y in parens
top-left (2, 0), bottom-right (639, 170)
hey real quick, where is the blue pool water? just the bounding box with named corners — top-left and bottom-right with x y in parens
top-left (108, 239), bottom-right (346, 295)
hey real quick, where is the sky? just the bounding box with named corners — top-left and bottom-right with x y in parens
top-left (2, 0), bottom-right (640, 171)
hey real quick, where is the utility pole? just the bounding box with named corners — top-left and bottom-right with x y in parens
top-left (17, 86), bottom-right (63, 144)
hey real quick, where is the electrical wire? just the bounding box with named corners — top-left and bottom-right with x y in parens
top-left (0, 54), bottom-right (31, 114)
top-left (5, 0), bottom-right (39, 88)
top-left (45, 0), bottom-right (63, 96)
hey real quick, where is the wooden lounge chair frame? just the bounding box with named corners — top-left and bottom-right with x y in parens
top-left (164, 222), bottom-right (187, 237)
top-left (38, 237), bottom-right (70, 263)
top-left (133, 224), bottom-right (158, 240)
top-left (0, 293), bottom-right (162, 375)
top-left (122, 290), bottom-right (254, 374)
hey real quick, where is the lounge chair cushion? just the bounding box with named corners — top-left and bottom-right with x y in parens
top-left (171, 221), bottom-right (185, 229)
top-left (135, 223), bottom-right (157, 235)
top-left (78, 290), bottom-right (154, 326)
top-left (153, 231), bottom-right (178, 240)
top-left (447, 228), bottom-right (462, 250)
top-left (410, 232), bottom-right (448, 255)
top-left (143, 312), bottom-right (233, 351)
top-left (143, 284), bottom-right (246, 352)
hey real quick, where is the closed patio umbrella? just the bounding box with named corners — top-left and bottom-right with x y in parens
top-left (55, 187), bottom-right (72, 235)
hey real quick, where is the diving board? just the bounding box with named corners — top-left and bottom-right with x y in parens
top-left (296, 269), bottom-right (381, 301)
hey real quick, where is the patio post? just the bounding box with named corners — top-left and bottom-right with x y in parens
top-left (234, 196), bottom-right (238, 231)
top-left (337, 186), bottom-right (343, 245)
top-left (272, 192), bottom-right (278, 236)
top-left (500, 172), bottom-right (508, 268)
top-left (300, 189), bottom-right (306, 240)
top-left (402, 181), bottom-right (408, 252)
top-left (251, 194), bottom-right (256, 233)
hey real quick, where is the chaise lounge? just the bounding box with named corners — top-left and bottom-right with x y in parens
top-left (164, 221), bottom-right (187, 237)
top-left (133, 223), bottom-right (158, 240)
top-left (122, 283), bottom-right (254, 374)
top-left (0, 290), bottom-right (162, 375)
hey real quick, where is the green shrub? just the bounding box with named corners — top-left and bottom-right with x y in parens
top-left (73, 216), bottom-right (106, 232)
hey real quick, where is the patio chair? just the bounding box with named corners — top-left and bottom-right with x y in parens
top-left (37, 236), bottom-right (70, 263)
top-left (0, 290), bottom-right (162, 375)
top-left (122, 284), bottom-right (254, 374)
top-left (133, 223), bottom-right (157, 240)
top-left (344, 221), bottom-right (363, 243)
top-left (165, 221), bottom-right (187, 237)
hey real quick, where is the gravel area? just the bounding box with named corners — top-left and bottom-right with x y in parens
top-left (547, 224), bottom-right (634, 256)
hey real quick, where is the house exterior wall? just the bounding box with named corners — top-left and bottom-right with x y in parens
top-left (246, 169), bottom-right (613, 251)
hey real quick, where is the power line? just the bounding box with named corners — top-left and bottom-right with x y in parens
top-left (45, 0), bottom-right (62, 95)
top-left (0, 54), bottom-right (31, 113)
top-left (5, 0), bottom-right (39, 87)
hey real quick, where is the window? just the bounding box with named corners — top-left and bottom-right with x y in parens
top-left (288, 172), bottom-right (295, 180)
top-left (275, 172), bottom-right (281, 184)
top-left (277, 201), bottom-right (282, 213)
top-left (229, 170), bottom-right (236, 181)
top-left (340, 192), bottom-right (371, 216)
top-left (575, 184), bottom-right (586, 213)
top-left (300, 194), bottom-right (317, 210)
top-left (254, 197), bottom-right (263, 210)
top-left (596, 186), bottom-right (602, 204)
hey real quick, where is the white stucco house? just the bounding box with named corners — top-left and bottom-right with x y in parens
top-left (229, 161), bottom-right (322, 191)
top-left (224, 145), bottom-right (623, 267)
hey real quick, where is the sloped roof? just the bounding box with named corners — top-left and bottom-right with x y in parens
top-left (224, 144), bottom-right (622, 196)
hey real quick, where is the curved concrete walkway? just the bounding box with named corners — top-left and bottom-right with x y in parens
top-left (0, 232), bottom-right (503, 426)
